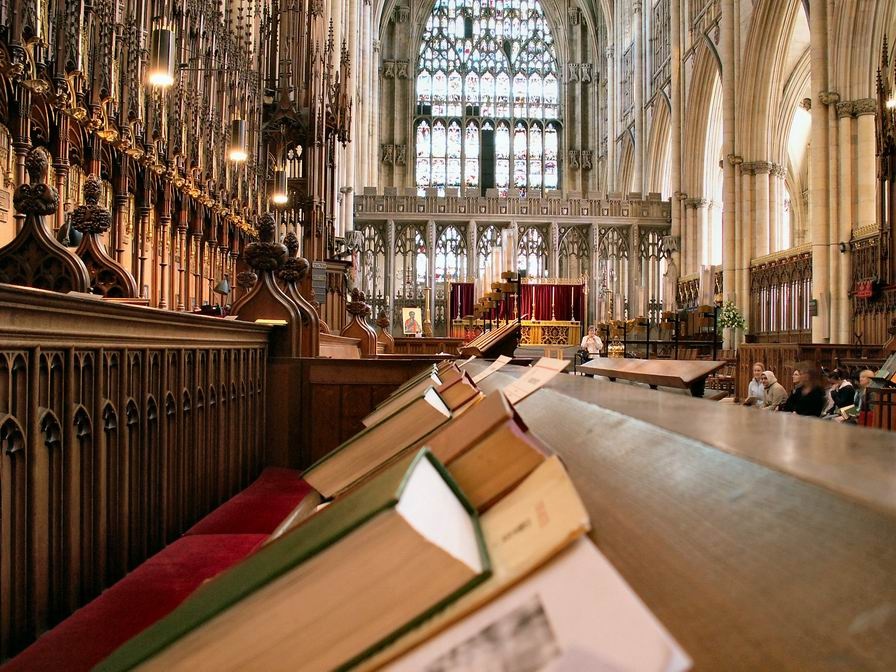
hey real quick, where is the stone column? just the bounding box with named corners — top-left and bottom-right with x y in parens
top-left (466, 220), bottom-right (477, 279)
top-left (427, 219), bottom-right (436, 324)
top-left (752, 161), bottom-right (771, 258)
top-left (385, 218), bottom-right (395, 316)
top-left (768, 164), bottom-right (780, 251)
top-left (809, 0), bottom-right (831, 342)
top-left (606, 46), bottom-right (617, 192)
top-left (683, 199), bottom-right (696, 275)
top-left (855, 98), bottom-right (877, 230)
top-left (670, 0), bottom-right (683, 282)
top-left (835, 101), bottom-right (854, 343)
top-left (549, 220), bottom-right (560, 277)
top-left (632, 0), bottom-right (644, 194)
top-left (694, 199), bottom-right (709, 270)
top-left (720, 0), bottom-right (737, 347)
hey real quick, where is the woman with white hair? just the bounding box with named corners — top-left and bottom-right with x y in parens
top-left (760, 371), bottom-right (788, 410)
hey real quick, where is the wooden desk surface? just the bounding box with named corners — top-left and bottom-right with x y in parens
top-left (467, 361), bottom-right (896, 671)
top-left (581, 357), bottom-right (726, 387)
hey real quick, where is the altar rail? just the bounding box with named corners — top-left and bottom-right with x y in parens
top-left (392, 337), bottom-right (465, 355)
top-left (0, 285), bottom-right (270, 661)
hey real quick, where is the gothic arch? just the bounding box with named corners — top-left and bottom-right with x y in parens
top-left (736, 0), bottom-right (802, 161)
top-left (617, 129), bottom-right (635, 195)
top-left (645, 94), bottom-right (671, 197)
top-left (683, 42), bottom-right (722, 199)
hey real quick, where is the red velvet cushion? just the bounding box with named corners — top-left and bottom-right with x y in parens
top-left (1, 534), bottom-right (267, 672)
top-left (185, 467), bottom-right (311, 535)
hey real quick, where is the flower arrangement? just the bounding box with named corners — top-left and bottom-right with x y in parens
top-left (717, 300), bottom-right (746, 331)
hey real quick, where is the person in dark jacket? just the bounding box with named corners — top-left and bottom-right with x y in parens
top-left (781, 366), bottom-right (827, 417)
top-left (827, 369), bottom-right (855, 410)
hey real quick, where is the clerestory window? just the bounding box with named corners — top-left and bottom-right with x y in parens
top-left (415, 0), bottom-right (561, 197)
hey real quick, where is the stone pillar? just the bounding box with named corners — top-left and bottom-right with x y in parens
top-left (385, 218), bottom-right (395, 316)
top-left (426, 219), bottom-right (436, 324)
top-left (606, 46), bottom-right (617, 192)
top-left (694, 199), bottom-right (709, 270)
top-left (632, 1), bottom-right (644, 194)
top-left (549, 220), bottom-right (560, 277)
top-left (739, 163), bottom-right (754, 325)
top-left (670, 0), bottom-right (683, 282)
top-left (752, 162), bottom-right (771, 258)
top-left (836, 101), bottom-right (854, 343)
top-left (720, 0), bottom-right (737, 347)
top-left (809, 0), bottom-right (831, 342)
top-left (466, 220), bottom-right (477, 279)
top-left (768, 164), bottom-right (780, 251)
top-left (683, 199), bottom-right (696, 275)
top-left (855, 99), bottom-right (877, 230)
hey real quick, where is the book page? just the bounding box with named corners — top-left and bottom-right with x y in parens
top-left (353, 457), bottom-right (590, 671)
top-left (471, 355), bottom-right (512, 383)
top-left (386, 538), bottom-right (691, 672)
top-left (502, 358), bottom-right (570, 405)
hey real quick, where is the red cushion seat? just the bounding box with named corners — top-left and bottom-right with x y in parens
top-left (185, 467), bottom-right (311, 536)
top-left (1, 534), bottom-right (267, 672)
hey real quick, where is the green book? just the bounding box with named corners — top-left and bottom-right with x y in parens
top-left (97, 449), bottom-right (490, 672)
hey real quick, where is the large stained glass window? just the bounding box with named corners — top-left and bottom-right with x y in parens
top-left (415, 0), bottom-right (561, 197)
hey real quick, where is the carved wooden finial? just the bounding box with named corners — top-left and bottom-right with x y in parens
top-left (0, 147), bottom-right (89, 293)
top-left (71, 173), bottom-right (137, 297)
top-left (376, 309), bottom-right (390, 329)
top-left (341, 287), bottom-right (377, 355)
top-left (236, 270), bottom-right (258, 291)
top-left (244, 213), bottom-right (287, 272)
top-left (71, 174), bottom-right (112, 234)
top-left (15, 147), bottom-right (58, 217)
top-left (346, 287), bottom-right (368, 316)
top-left (283, 230), bottom-right (300, 258)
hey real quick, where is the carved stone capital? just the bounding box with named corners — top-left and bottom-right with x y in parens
top-left (568, 7), bottom-right (582, 25)
top-left (818, 91), bottom-right (840, 106)
top-left (684, 198), bottom-right (707, 208)
top-left (853, 98), bottom-right (877, 116)
top-left (632, 0), bottom-right (642, 15)
top-left (835, 101), bottom-right (855, 118)
top-left (799, 97), bottom-right (812, 111)
top-left (727, 154), bottom-right (743, 166)
top-left (749, 161), bottom-right (772, 175)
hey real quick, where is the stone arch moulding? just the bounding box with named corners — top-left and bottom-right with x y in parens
top-left (645, 93), bottom-right (672, 196)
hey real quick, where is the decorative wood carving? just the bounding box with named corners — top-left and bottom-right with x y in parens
top-left (375, 309), bottom-right (395, 353)
top-left (231, 214), bottom-right (305, 357)
top-left (0, 147), bottom-right (90, 293)
top-left (0, 285), bottom-right (268, 660)
top-left (71, 174), bottom-right (138, 298)
top-left (340, 288), bottom-right (378, 356)
top-left (276, 231), bottom-right (321, 357)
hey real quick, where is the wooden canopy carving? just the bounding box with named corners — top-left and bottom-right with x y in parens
top-left (340, 288), bottom-right (377, 356)
top-left (231, 213), bottom-right (306, 357)
top-left (70, 174), bottom-right (138, 298)
top-left (0, 147), bottom-right (90, 293)
top-left (276, 231), bottom-right (320, 357)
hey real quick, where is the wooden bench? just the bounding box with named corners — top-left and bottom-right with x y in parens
top-left (580, 357), bottom-right (727, 397)
top-left (1, 469), bottom-right (315, 671)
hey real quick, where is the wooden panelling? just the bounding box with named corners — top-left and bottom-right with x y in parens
top-left (392, 337), bottom-right (464, 355)
top-left (267, 357), bottom-right (446, 469)
top-left (0, 285), bottom-right (269, 661)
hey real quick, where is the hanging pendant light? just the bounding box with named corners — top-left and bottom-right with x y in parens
top-left (228, 119), bottom-right (248, 162)
top-left (148, 27), bottom-right (175, 88)
top-left (271, 168), bottom-right (288, 205)
top-left (214, 274), bottom-right (231, 296)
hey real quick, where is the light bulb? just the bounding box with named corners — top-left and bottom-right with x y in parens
top-left (228, 120), bottom-right (248, 162)
top-left (148, 28), bottom-right (175, 88)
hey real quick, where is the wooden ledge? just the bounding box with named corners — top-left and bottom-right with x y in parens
top-left (0, 283), bottom-right (270, 347)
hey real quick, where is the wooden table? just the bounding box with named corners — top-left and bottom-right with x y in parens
top-left (465, 361), bottom-right (896, 671)
top-left (580, 357), bottom-right (726, 396)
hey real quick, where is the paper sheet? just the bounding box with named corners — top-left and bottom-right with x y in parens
top-left (502, 358), bottom-right (569, 405)
top-left (471, 355), bottom-right (512, 383)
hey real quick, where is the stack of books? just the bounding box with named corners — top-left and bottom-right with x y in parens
top-left (459, 321), bottom-right (520, 357)
top-left (97, 360), bottom-right (691, 672)
top-left (873, 353), bottom-right (896, 386)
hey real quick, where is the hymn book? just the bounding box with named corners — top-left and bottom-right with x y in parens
top-left (420, 390), bottom-right (549, 510)
top-left (97, 450), bottom-right (490, 672)
top-left (353, 456), bottom-right (591, 671)
top-left (362, 366), bottom-right (479, 429)
top-left (303, 387), bottom-right (452, 497)
top-left (386, 538), bottom-right (691, 672)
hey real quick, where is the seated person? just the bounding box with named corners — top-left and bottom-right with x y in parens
top-left (578, 326), bottom-right (603, 364)
top-left (780, 366), bottom-right (827, 417)
top-left (836, 369), bottom-right (875, 424)
top-left (760, 371), bottom-right (788, 410)
top-left (745, 362), bottom-right (766, 407)
top-left (823, 368), bottom-right (855, 418)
